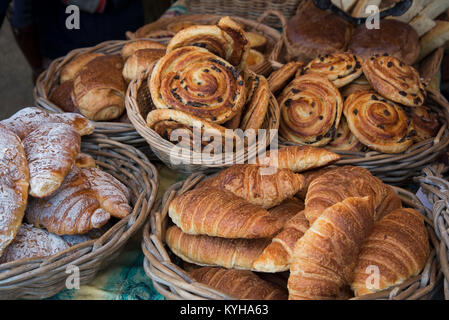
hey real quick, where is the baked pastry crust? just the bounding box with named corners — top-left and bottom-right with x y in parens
top-left (362, 54), bottom-right (426, 107)
top-left (268, 61), bottom-right (303, 94)
top-left (122, 49), bottom-right (165, 83)
top-left (120, 40), bottom-right (166, 61)
top-left (240, 73), bottom-right (270, 130)
top-left (343, 91), bottom-right (414, 153)
top-left (327, 116), bottom-right (364, 152)
top-left (406, 105), bottom-right (441, 143)
top-left (59, 52), bottom-right (105, 83)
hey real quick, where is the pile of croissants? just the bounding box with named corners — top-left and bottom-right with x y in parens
top-left (0, 107), bottom-right (132, 264)
top-left (269, 51), bottom-right (442, 154)
top-left (164, 146), bottom-right (430, 300)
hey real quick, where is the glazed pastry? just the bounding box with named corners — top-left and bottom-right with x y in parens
top-left (362, 54), bottom-right (426, 107)
top-left (304, 166), bottom-right (401, 224)
top-left (240, 74), bottom-right (270, 130)
top-left (149, 46), bottom-right (247, 124)
top-left (72, 55), bottom-right (127, 121)
top-left (196, 164), bottom-right (305, 209)
top-left (49, 80), bottom-right (78, 113)
top-left (256, 146), bottom-right (340, 173)
top-left (298, 52), bottom-right (363, 88)
top-left (59, 52), bottom-right (105, 83)
top-left (165, 225), bottom-right (270, 270)
top-left (166, 16), bottom-right (250, 69)
top-left (252, 202), bottom-right (309, 273)
top-left (246, 32), bottom-right (267, 51)
top-left (0, 224), bottom-right (69, 263)
top-left (406, 106), bottom-right (441, 143)
top-left (246, 49), bottom-right (266, 73)
top-left (327, 116), bottom-right (364, 152)
top-left (279, 74), bottom-right (343, 146)
top-left (22, 123), bottom-right (81, 198)
top-left (122, 49), bottom-right (165, 83)
top-left (267, 61), bottom-right (303, 94)
top-left (82, 167), bottom-right (131, 219)
top-left (288, 196), bottom-right (375, 300)
top-left (26, 166), bottom-right (111, 235)
top-left (351, 208), bottom-right (429, 297)
top-left (168, 187), bottom-right (284, 239)
top-left (120, 40), bottom-right (166, 61)
top-left (166, 21), bottom-right (199, 33)
top-left (348, 19), bottom-right (420, 65)
top-left (74, 153), bottom-right (96, 168)
top-left (340, 75), bottom-right (372, 98)
top-left (1, 107), bottom-right (93, 139)
top-left (284, 0), bottom-right (353, 61)
top-left (190, 267), bottom-right (287, 300)
top-left (0, 125), bottom-right (29, 257)
top-left (343, 91), bottom-right (414, 153)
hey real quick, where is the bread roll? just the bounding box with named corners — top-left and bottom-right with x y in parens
top-left (49, 80), bottom-right (78, 113)
top-left (120, 40), bottom-right (166, 61)
top-left (59, 52), bottom-right (104, 83)
top-left (122, 49), bottom-right (165, 83)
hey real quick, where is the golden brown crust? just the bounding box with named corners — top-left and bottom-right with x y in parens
top-left (22, 123), bottom-right (81, 198)
top-left (169, 187), bottom-right (284, 239)
top-left (406, 106), bottom-right (441, 143)
top-left (304, 166), bottom-right (401, 224)
top-left (267, 61), bottom-right (304, 94)
top-left (295, 167), bottom-right (336, 200)
top-left (189, 267), bottom-right (288, 300)
top-left (246, 49), bottom-right (266, 72)
top-left (246, 32), bottom-right (267, 51)
top-left (73, 55), bottom-right (126, 121)
top-left (149, 46), bottom-right (246, 124)
top-left (122, 49), bottom-right (165, 83)
top-left (240, 74), bottom-right (270, 130)
top-left (351, 208), bottom-right (429, 297)
top-left (348, 19), bottom-right (420, 65)
top-left (49, 80), bottom-right (79, 113)
top-left (256, 146), bottom-right (340, 173)
top-left (26, 166), bottom-right (111, 235)
top-left (288, 196), bottom-right (375, 300)
top-left (60, 52), bottom-right (105, 83)
top-left (279, 74), bottom-right (343, 146)
top-left (299, 52), bottom-right (363, 88)
top-left (165, 225), bottom-right (270, 270)
top-left (74, 153), bottom-right (96, 168)
top-left (0, 125), bottom-right (29, 257)
top-left (327, 116), bottom-right (364, 152)
top-left (343, 91), bottom-right (414, 153)
top-left (362, 55), bottom-right (426, 107)
top-left (120, 40), bottom-right (166, 61)
top-left (197, 164), bottom-right (305, 209)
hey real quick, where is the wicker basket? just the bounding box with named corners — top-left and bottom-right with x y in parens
top-left (0, 136), bottom-right (159, 299)
top-left (142, 171), bottom-right (442, 300)
top-left (34, 39), bottom-right (166, 149)
top-left (126, 64), bottom-right (280, 173)
top-left (185, 0), bottom-right (301, 29)
top-left (415, 164), bottom-right (449, 299)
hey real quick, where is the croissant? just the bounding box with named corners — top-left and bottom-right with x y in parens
top-left (195, 164), bottom-right (305, 209)
top-left (82, 167), bottom-right (131, 219)
top-left (149, 46), bottom-right (246, 124)
top-left (189, 267), bottom-right (288, 300)
top-left (295, 167), bottom-right (336, 200)
top-left (0, 224), bottom-right (69, 263)
top-left (0, 125), bottom-right (29, 257)
top-left (252, 203), bottom-right (309, 273)
top-left (0, 107), bottom-right (93, 139)
top-left (288, 196), bottom-right (375, 300)
top-left (166, 16), bottom-right (250, 69)
top-left (304, 166), bottom-right (401, 224)
top-left (256, 146), bottom-right (340, 173)
top-left (72, 55), bottom-right (127, 121)
top-left (165, 225), bottom-right (270, 270)
top-left (351, 208), bottom-right (429, 297)
top-left (74, 153), bottom-right (96, 168)
top-left (22, 123), bottom-right (81, 198)
top-left (26, 166), bottom-right (111, 235)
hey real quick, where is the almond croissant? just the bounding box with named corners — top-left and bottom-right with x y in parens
top-left (169, 187), bottom-right (283, 239)
top-left (195, 164), bottom-right (305, 209)
top-left (351, 208), bottom-right (429, 297)
top-left (288, 196), bottom-right (375, 300)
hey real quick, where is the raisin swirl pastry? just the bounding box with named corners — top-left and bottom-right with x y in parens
top-left (279, 74), bottom-right (343, 146)
top-left (327, 116), bottom-right (363, 152)
top-left (406, 106), bottom-right (441, 143)
top-left (166, 16), bottom-right (250, 69)
top-left (298, 52), bottom-right (363, 88)
top-left (343, 91), bottom-right (414, 154)
top-left (149, 46), bottom-right (246, 124)
top-left (362, 54), bottom-right (426, 107)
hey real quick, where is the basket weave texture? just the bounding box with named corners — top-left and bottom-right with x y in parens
top-left (0, 136), bottom-right (159, 299)
top-left (142, 172), bottom-right (442, 300)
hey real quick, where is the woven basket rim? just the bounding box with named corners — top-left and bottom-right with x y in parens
top-left (415, 163), bottom-right (449, 300)
top-left (141, 170), bottom-right (442, 300)
top-left (0, 135), bottom-right (159, 299)
top-left (125, 56), bottom-right (281, 173)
